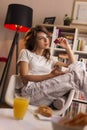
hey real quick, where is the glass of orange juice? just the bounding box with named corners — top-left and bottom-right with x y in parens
top-left (13, 96), bottom-right (30, 120)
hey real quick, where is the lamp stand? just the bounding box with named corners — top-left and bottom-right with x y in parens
top-left (0, 30), bottom-right (19, 102)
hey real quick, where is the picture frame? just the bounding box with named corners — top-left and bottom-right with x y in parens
top-left (72, 0), bottom-right (87, 25)
top-left (43, 17), bottom-right (56, 24)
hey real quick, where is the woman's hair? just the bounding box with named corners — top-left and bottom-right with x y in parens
top-left (24, 25), bottom-right (51, 61)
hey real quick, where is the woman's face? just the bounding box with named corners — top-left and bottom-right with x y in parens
top-left (35, 32), bottom-right (50, 50)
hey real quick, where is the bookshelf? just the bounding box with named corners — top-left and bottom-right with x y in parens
top-left (39, 24), bottom-right (87, 65)
top-left (71, 24), bottom-right (87, 59)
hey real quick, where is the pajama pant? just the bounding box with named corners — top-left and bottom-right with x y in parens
top-left (21, 61), bottom-right (87, 106)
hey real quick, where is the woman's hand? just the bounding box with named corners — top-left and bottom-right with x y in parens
top-left (54, 37), bottom-right (70, 50)
top-left (50, 67), bottom-right (67, 77)
top-left (20, 75), bottom-right (28, 85)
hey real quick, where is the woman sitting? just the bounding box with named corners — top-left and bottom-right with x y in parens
top-left (17, 25), bottom-right (87, 109)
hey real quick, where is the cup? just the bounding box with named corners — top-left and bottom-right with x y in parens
top-left (13, 96), bottom-right (29, 120)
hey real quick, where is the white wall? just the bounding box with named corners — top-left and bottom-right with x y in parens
top-left (0, 0), bottom-right (74, 40)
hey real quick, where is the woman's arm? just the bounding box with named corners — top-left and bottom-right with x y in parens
top-left (55, 37), bottom-right (75, 65)
top-left (65, 43), bottom-right (75, 64)
top-left (18, 61), bottom-right (66, 84)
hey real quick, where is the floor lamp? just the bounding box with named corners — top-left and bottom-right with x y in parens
top-left (0, 4), bottom-right (33, 102)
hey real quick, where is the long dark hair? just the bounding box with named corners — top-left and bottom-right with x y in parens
top-left (24, 25), bottom-right (51, 61)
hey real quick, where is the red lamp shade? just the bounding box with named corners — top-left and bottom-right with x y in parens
top-left (4, 4), bottom-right (33, 32)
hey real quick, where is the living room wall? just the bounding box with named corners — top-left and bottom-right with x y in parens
top-left (0, 0), bottom-right (74, 41)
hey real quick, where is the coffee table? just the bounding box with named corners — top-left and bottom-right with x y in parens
top-left (0, 106), bottom-right (52, 130)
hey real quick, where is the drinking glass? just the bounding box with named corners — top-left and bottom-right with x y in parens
top-left (13, 95), bottom-right (30, 120)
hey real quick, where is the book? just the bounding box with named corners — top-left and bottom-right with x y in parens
top-left (77, 37), bottom-right (87, 51)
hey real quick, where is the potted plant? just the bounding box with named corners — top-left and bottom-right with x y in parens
top-left (63, 14), bottom-right (72, 26)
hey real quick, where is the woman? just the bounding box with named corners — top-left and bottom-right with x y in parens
top-left (17, 25), bottom-right (87, 109)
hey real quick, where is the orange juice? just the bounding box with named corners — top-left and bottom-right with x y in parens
top-left (14, 97), bottom-right (29, 119)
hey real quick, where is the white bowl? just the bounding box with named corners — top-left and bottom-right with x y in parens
top-left (51, 116), bottom-right (87, 130)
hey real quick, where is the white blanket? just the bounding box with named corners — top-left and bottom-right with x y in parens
top-left (19, 61), bottom-right (87, 106)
